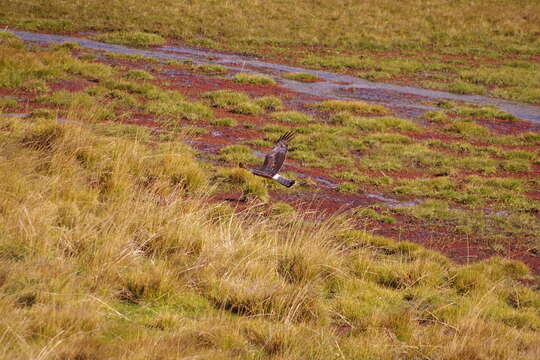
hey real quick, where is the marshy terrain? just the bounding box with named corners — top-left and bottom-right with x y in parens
top-left (0, 1), bottom-right (539, 359)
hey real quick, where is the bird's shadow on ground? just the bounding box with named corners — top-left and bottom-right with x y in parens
top-left (224, 196), bottom-right (247, 203)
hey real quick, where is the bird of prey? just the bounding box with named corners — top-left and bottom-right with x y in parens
top-left (244, 131), bottom-right (296, 187)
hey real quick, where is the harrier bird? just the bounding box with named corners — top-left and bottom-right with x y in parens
top-left (243, 131), bottom-right (296, 187)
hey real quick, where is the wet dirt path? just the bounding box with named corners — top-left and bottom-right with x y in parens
top-left (8, 30), bottom-right (540, 123)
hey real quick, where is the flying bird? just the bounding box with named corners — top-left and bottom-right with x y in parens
top-left (243, 131), bottom-right (296, 187)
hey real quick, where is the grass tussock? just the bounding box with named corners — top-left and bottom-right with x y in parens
top-left (124, 69), bottom-right (155, 81)
top-left (232, 102), bottom-right (264, 115)
top-left (216, 167), bottom-right (269, 201)
top-left (195, 63), bottom-right (228, 74)
top-left (233, 73), bottom-right (276, 85)
top-left (317, 100), bottom-right (390, 115)
top-left (283, 72), bottom-right (320, 82)
top-left (271, 111), bottom-right (312, 124)
top-left (144, 90), bottom-right (213, 122)
top-left (0, 96), bottom-right (18, 110)
top-left (94, 31), bottom-right (166, 46)
top-left (218, 144), bottom-right (260, 165)
top-left (210, 117), bottom-right (237, 127)
top-left (352, 115), bottom-right (421, 132)
top-left (254, 96), bottom-right (283, 111)
top-left (203, 90), bottom-right (250, 107)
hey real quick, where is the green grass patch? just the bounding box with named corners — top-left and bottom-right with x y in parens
top-left (218, 145), bottom-right (259, 165)
top-left (338, 182), bottom-right (359, 193)
top-left (316, 100), bottom-right (389, 115)
top-left (492, 86), bottom-right (540, 104)
top-left (145, 98), bottom-right (213, 122)
top-left (102, 79), bottom-right (159, 98)
top-left (448, 80), bottom-right (486, 95)
top-left (271, 111), bottom-right (312, 124)
top-left (52, 41), bottom-right (81, 51)
top-left (94, 122), bottom-right (150, 141)
top-left (38, 90), bottom-right (115, 121)
top-left (351, 116), bottom-right (420, 132)
top-left (0, 97), bottom-right (18, 110)
top-left (270, 201), bottom-right (296, 216)
top-left (334, 171), bottom-right (370, 184)
top-left (423, 110), bottom-right (451, 124)
top-left (444, 120), bottom-right (491, 138)
top-left (0, 42), bottom-right (114, 90)
top-left (94, 31), bottom-right (166, 46)
top-left (232, 102), bottom-right (263, 115)
top-left (363, 133), bottom-right (413, 144)
top-left (210, 117), bottom-right (237, 127)
top-left (216, 168), bottom-right (268, 201)
top-left (124, 69), bottom-right (154, 81)
top-left (283, 72), bottom-right (320, 82)
top-left (352, 207), bottom-right (397, 224)
top-left (233, 73), bottom-right (276, 85)
top-left (397, 199), bottom-right (540, 243)
top-left (254, 96), bottom-right (282, 111)
top-left (29, 108), bottom-right (57, 120)
top-left (496, 132), bottom-right (540, 146)
top-left (453, 105), bottom-right (516, 121)
top-left (203, 90), bottom-right (250, 107)
top-left (195, 64), bottom-right (228, 74)
top-left (460, 66), bottom-right (540, 88)
top-left (423, 80), bottom-right (486, 95)
top-left (501, 159), bottom-right (531, 173)
top-left (0, 32), bottom-right (24, 48)
top-left (262, 124), bottom-right (290, 134)
top-left (105, 52), bottom-right (159, 63)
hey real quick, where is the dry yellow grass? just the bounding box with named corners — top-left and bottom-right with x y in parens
top-left (0, 112), bottom-right (539, 359)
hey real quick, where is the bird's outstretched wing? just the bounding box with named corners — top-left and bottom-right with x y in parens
top-left (257, 131), bottom-right (294, 176)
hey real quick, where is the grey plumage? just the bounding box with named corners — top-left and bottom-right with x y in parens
top-left (249, 131), bottom-right (296, 188)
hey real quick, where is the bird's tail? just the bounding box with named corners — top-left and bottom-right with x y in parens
top-left (275, 175), bottom-right (295, 188)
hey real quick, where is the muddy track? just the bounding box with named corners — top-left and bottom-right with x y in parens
top-left (8, 30), bottom-right (540, 123)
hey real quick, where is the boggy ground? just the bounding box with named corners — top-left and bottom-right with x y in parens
top-left (2, 31), bottom-right (540, 359)
top-left (1, 32), bottom-right (540, 274)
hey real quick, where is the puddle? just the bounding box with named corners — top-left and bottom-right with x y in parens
top-left (8, 30), bottom-right (540, 123)
top-left (185, 139), bottom-right (219, 153)
top-left (314, 176), bottom-right (339, 189)
top-left (485, 209), bottom-right (511, 218)
top-left (366, 193), bottom-right (421, 208)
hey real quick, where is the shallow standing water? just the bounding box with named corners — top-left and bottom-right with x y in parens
top-left (7, 29), bottom-right (540, 123)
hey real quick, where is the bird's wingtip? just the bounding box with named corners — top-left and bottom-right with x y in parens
top-left (277, 130), bottom-right (295, 144)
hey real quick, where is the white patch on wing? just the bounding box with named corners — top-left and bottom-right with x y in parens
top-left (272, 174), bottom-right (280, 180)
